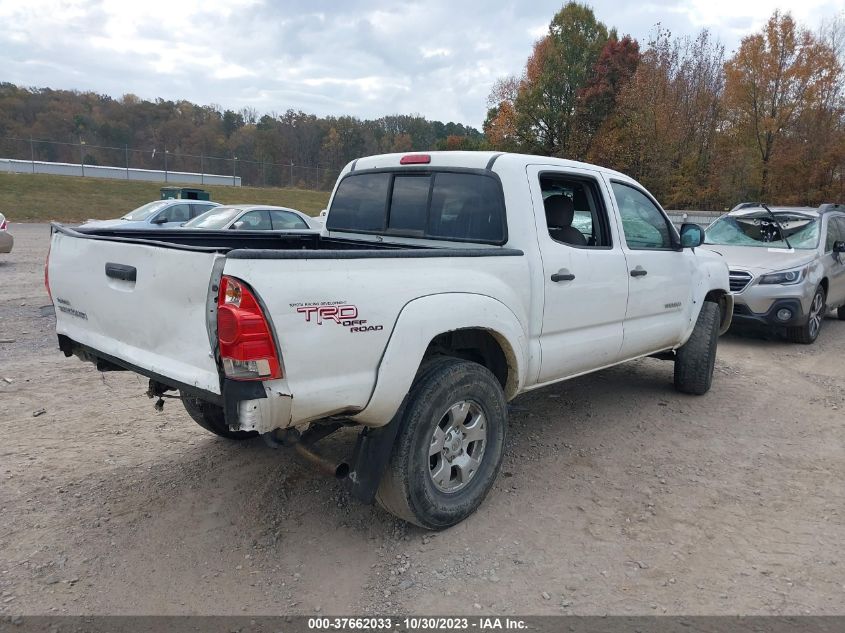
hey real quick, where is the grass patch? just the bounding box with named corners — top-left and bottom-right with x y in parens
top-left (0, 172), bottom-right (331, 222)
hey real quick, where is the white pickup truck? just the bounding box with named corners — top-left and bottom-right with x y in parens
top-left (47, 151), bottom-right (732, 529)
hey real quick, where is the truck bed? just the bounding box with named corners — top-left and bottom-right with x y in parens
top-left (48, 222), bottom-right (527, 427)
top-left (65, 224), bottom-right (523, 259)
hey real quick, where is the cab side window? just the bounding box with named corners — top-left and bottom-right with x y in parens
top-left (611, 182), bottom-right (674, 250)
top-left (539, 175), bottom-right (611, 248)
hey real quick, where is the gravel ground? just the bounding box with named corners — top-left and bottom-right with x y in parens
top-left (1, 223), bottom-right (844, 616)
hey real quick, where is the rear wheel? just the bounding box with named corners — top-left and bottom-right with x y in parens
top-left (674, 301), bottom-right (720, 395)
top-left (180, 392), bottom-right (257, 440)
top-left (376, 358), bottom-right (507, 530)
top-left (837, 305), bottom-right (845, 321)
top-left (788, 286), bottom-right (825, 344)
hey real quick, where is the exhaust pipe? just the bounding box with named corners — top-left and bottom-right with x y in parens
top-left (293, 443), bottom-right (349, 479)
top-left (265, 423), bottom-right (349, 480)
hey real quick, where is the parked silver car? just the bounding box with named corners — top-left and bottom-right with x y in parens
top-left (182, 205), bottom-right (319, 231)
top-left (0, 212), bottom-right (12, 254)
top-left (83, 199), bottom-right (220, 229)
top-left (704, 203), bottom-right (845, 343)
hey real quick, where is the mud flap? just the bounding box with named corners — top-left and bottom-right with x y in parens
top-left (343, 403), bottom-right (406, 504)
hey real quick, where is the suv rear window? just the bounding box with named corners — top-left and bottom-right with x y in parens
top-left (326, 171), bottom-right (506, 243)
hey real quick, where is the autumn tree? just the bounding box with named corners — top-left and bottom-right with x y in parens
top-left (485, 2), bottom-right (613, 156)
top-left (572, 35), bottom-right (640, 157)
top-left (723, 11), bottom-right (840, 197)
top-left (596, 28), bottom-right (725, 207)
top-left (483, 77), bottom-right (520, 150)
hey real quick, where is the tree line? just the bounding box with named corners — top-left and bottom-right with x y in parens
top-left (485, 3), bottom-right (845, 209)
top-left (0, 83), bottom-right (484, 188)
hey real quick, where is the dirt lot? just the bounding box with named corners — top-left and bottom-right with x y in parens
top-left (1, 223), bottom-right (844, 616)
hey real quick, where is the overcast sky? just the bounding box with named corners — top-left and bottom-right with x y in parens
top-left (1, 0), bottom-right (843, 128)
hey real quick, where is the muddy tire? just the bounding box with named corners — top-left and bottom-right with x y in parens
top-left (674, 301), bottom-right (720, 395)
top-left (376, 357), bottom-right (507, 530)
top-left (788, 286), bottom-right (825, 344)
top-left (180, 392), bottom-right (257, 440)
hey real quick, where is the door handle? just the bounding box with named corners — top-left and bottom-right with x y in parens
top-left (105, 262), bottom-right (137, 282)
top-left (630, 267), bottom-right (648, 278)
top-left (551, 269), bottom-right (575, 282)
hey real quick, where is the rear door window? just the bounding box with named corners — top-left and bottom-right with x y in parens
top-left (270, 210), bottom-right (309, 230)
top-left (327, 170), bottom-right (505, 243)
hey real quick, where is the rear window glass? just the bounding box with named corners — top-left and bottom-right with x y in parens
top-left (327, 171), bottom-right (505, 243)
top-left (389, 175), bottom-right (430, 233)
top-left (327, 173), bottom-right (389, 232)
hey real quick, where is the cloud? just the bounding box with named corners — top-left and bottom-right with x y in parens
top-left (0, 0), bottom-right (843, 127)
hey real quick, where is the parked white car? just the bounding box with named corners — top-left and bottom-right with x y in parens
top-left (182, 205), bottom-right (319, 231)
top-left (0, 212), bottom-right (12, 254)
top-left (83, 199), bottom-right (220, 229)
top-left (47, 151), bottom-right (731, 528)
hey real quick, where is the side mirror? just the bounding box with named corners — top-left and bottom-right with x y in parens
top-left (231, 221), bottom-right (244, 230)
top-left (680, 223), bottom-right (704, 248)
top-left (150, 215), bottom-right (169, 225)
top-left (833, 241), bottom-right (845, 254)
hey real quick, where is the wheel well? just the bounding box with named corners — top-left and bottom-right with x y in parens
top-left (820, 277), bottom-right (829, 295)
top-left (423, 329), bottom-right (513, 396)
top-left (704, 289), bottom-right (730, 331)
top-left (704, 289), bottom-right (726, 304)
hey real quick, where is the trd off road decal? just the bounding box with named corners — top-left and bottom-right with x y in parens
top-left (290, 301), bottom-right (383, 333)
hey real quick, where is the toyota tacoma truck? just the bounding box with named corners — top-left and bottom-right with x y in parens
top-left (47, 151), bottom-right (732, 529)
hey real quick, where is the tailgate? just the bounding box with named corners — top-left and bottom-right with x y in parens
top-left (48, 228), bottom-right (224, 395)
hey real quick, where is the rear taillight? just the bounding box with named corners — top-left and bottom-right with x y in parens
top-left (44, 241), bottom-right (53, 303)
top-left (0, 219), bottom-right (7, 231)
top-left (217, 276), bottom-right (282, 381)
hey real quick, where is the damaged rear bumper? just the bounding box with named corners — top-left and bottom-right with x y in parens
top-left (58, 334), bottom-right (292, 434)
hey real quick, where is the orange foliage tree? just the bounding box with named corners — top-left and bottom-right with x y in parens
top-left (723, 11), bottom-right (841, 199)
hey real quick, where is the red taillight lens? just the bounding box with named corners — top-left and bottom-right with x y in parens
top-left (400, 154), bottom-right (431, 165)
top-left (45, 241), bottom-right (53, 303)
top-left (0, 219), bottom-right (7, 231)
top-left (217, 276), bottom-right (281, 381)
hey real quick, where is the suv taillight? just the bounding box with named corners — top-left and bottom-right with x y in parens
top-left (217, 276), bottom-right (282, 381)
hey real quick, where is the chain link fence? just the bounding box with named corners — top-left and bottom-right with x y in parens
top-left (0, 136), bottom-right (341, 190)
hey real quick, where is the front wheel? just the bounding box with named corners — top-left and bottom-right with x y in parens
top-left (376, 358), bottom-right (507, 530)
top-left (674, 301), bottom-right (720, 395)
top-left (788, 286), bottom-right (825, 344)
top-left (180, 392), bottom-right (258, 440)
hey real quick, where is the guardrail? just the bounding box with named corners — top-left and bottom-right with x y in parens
top-left (0, 157), bottom-right (241, 186)
top-left (666, 210), bottom-right (723, 227)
